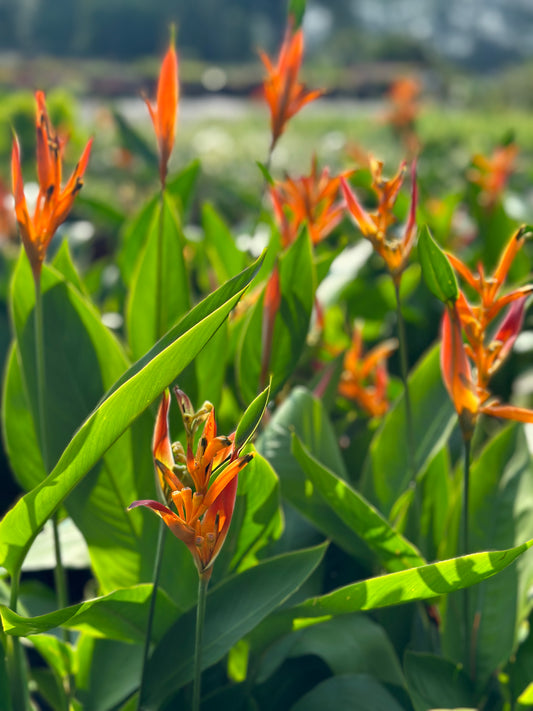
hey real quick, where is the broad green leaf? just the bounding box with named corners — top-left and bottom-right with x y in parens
top-left (0, 266), bottom-right (252, 579)
top-left (30, 634), bottom-right (74, 680)
top-left (234, 382), bottom-right (271, 453)
top-left (292, 435), bottom-right (425, 572)
top-left (290, 674), bottom-right (405, 711)
top-left (404, 652), bottom-right (474, 711)
top-left (216, 451), bottom-right (282, 577)
top-left (284, 614), bottom-right (405, 687)
top-left (1, 585), bottom-right (178, 644)
top-left (236, 229), bottom-right (314, 403)
top-left (104, 256), bottom-right (264, 401)
top-left (202, 203), bottom-right (247, 286)
top-left (258, 387), bottom-right (373, 562)
top-left (418, 225), bottom-right (458, 304)
top-left (76, 636), bottom-right (142, 711)
top-left (118, 160), bottom-right (200, 286)
top-left (361, 345), bottom-right (456, 517)
top-left (141, 544), bottom-right (327, 708)
top-left (127, 193), bottom-right (190, 359)
top-left (252, 541), bottom-right (533, 659)
top-left (6, 254), bottom-right (143, 592)
top-left (442, 424), bottom-right (533, 685)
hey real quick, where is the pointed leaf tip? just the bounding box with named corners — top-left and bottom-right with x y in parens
top-left (419, 225), bottom-right (459, 304)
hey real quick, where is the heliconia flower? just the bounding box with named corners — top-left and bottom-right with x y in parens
top-left (144, 35), bottom-right (179, 188)
top-left (260, 20), bottom-right (323, 152)
top-left (448, 226), bottom-right (533, 387)
top-left (468, 142), bottom-right (518, 207)
top-left (130, 389), bottom-right (253, 579)
top-left (341, 158), bottom-right (417, 284)
top-left (270, 156), bottom-right (349, 247)
top-left (338, 324), bottom-right (398, 418)
top-left (384, 76), bottom-right (421, 156)
top-left (11, 91), bottom-right (92, 283)
top-left (441, 304), bottom-right (533, 441)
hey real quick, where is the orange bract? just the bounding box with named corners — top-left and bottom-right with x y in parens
top-left (270, 157), bottom-right (349, 248)
top-left (338, 324), bottom-right (398, 418)
top-left (341, 159), bottom-right (417, 283)
top-left (130, 389), bottom-right (253, 579)
top-left (11, 91), bottom-right (92, 282)
top-left (469, 142), bottom-right (518, 206)
top-left (447, 225), bottom-right (533, 390)
top-left (260, 22), bottom-right (323, 152)
top-left (144, 38), bottom-right (179, 187)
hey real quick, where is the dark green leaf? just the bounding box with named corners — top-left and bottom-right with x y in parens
top-left (290, 674), bottom-right (405, 711)
top-left (1, 585), bottom-right (178, 643)
top-left (404, 652), bottom-right (474, 711)
top-left (141, 544), bottom-right (327, 708)
top-left (361, 345), bottom-right (456, 517)
top-left (292, 435), bottom-right (426, 572)
top-left (288, 0), bottom-right (307, 28)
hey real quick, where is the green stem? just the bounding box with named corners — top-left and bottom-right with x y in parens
top-left (137, 523), bottom-right (167, 709)
top-left (8, 572), bottom-right (30, 711)
top-left (33, 278), bottom-right (49, 472)
top-left (393, 279), bottom-right (416, 479)
top-left (192, 573), bottom-right (210, 711)
top-left (155, 188), bottom-right (166, 343)
top-left (462, 436), bottom-right (471, 671)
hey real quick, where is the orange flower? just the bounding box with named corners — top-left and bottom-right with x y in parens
top-left (448, 225), bottom-right (533, 388)
top-left (341, 158), bottom-right (417, 284)
top-left (441, 304), bottom-right (533, 440)
top-left (469, 142), bottom-right (518, 207)
top-left (130, 389), bottom-right (253, 579)
top-left (144, 35), bottom-right (179, 187)
top-left (270, 157), bottom-right (349, 247)
top-left (384, 76), bottom-right (421, 155)
top-left (338, 324), bottom-right (398, 417)
top-left (260, 20), bottom-right (323, 152)
top-left (11, 91), bottom-right (92, 282)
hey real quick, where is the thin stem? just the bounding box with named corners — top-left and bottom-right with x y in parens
top-left (52, 516), bottom-right (70, 644)
top-left (8, 572), bottom-right (30, 711)
top-left (33, 278), bottom-right (49, 472)
top-left (393, 279), bottom-right (416, 479)
top-left (155, 188), bottom-right (166, 343)
top-left (462, 435), bottom-right (471, 671)
top-left (192, 573), bottom-right (210, 711)
top-left (137, 523), bottom-right (167, 709)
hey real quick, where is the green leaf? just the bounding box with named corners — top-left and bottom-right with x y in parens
top-left (0, 262), bottom-right (255, 580)
top-left (165, 159), bottom-right (200, 219)
top-left (219, 451), bottom-right (282, 576)
top-left (288, 0), bottom-right (307, 28)
top-left (118, 193), bottom-right (158, 286)
top-left (361, 345), bottom-right (456, 517)
top-left (258, 387), bottom-right (371, 560)
top-left (141, 544), bottom-right (327, 708)
top-left (518, 682), bottom-right (533, 705)
top-left (5, 254), bottom-right (145, 592)
top-left (442, 424), bottom-right (533, 684)
top-left (29, 634), bottom-right (73, 680)
top-left (404, 652), bottom-right (474, 711)
top-left (202, 203), bottom-right (247, 286)
top-left (76, 636), bottom-right (142, 711)
top-left (291, 435), bottom-right (426, 572)
top-left (290, 674), bottom-right (405, 711)
top-left (235, 382), bottom-right (271, 454)
top-left (236, 229), bottom-right (314, 403)
top-left (126, 193), bottom-right (190, 359)
top-left (287, 614), bottom-right (405, 687)
top-left (418, 225), bottom-right (458, 304)
top-left (1, 585), bottom-right (178, 644)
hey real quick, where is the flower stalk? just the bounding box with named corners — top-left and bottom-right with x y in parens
top-left (192, 572), bottom-right (210, 711)
top-left (394, 280), bottom-right (416, 478)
